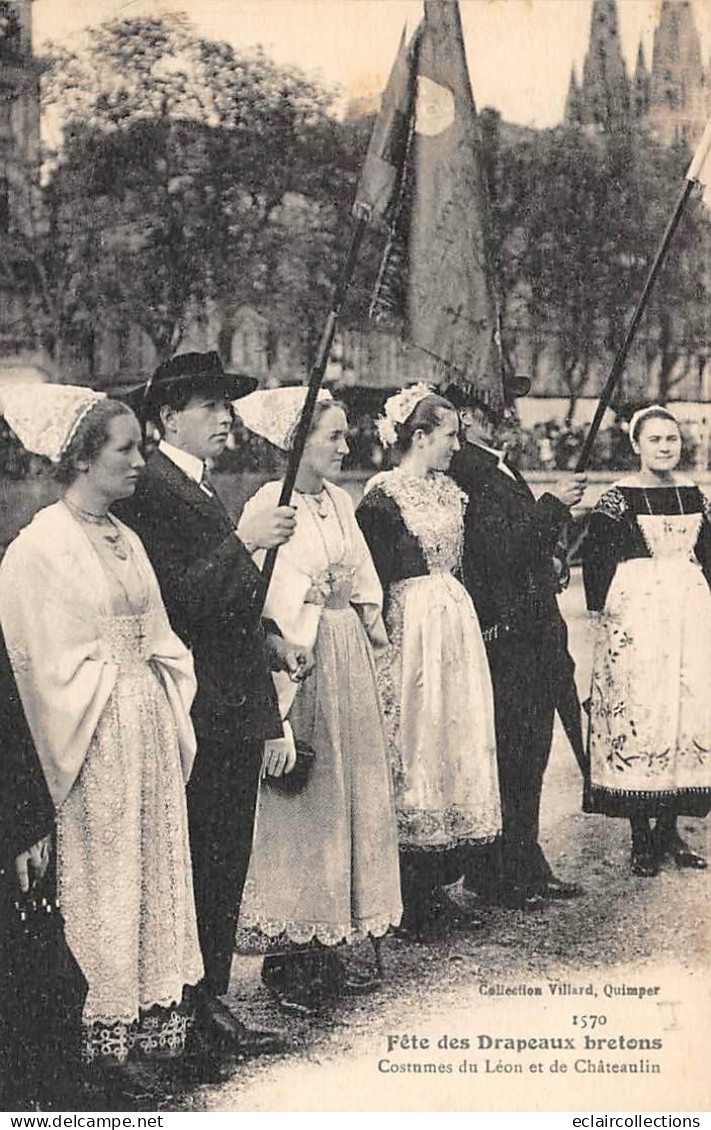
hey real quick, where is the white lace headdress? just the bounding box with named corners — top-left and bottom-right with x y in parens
top-left (376, 381), bottom-right (433, 448)
top-left (236, 386), bottom-right (333, 451)
top-left (628, 404), bottom-right (679, 444)
top-left (1, 383), bottom-right (107, 463)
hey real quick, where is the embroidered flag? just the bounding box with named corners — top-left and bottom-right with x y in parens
top-left (356, 0), bottom-right (503, 411)
top-left (353, 27), bottom-right (415, 222)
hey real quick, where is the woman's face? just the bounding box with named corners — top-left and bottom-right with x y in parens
top-left (303, 406), bottom-right (349, 481)
top-left (83, 412), bottom-right (145, 503)
top-left (633, 416), bottom-right (682, 474)
top-left (423, 409), bottom-right (460, 472)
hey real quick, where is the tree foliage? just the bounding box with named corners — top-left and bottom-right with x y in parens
top-left (37, 15), bottom-right (353, 366)
top-left (21, 13), bottom-right (711, 405)
top-left (479, 115), bottom-right (711, 420)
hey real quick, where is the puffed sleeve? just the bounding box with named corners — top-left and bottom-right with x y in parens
top-left (243, 483), bottom-right (322, 651)
top-left (355, 487), bottom-right (400, 594)
top-left (582, 488), bottom-right (627, 612)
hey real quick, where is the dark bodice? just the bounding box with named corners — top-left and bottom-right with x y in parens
top-left (356, 487), bottom-right (429, 609)
top-left (583, 484), bottom-right (711, 611)
top-left (356, 470), bottom-right (466, 620)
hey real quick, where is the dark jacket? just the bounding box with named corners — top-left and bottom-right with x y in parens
top-left (0, 630), bottom-right (85, 1113)
top-left (449, 441), bottom-right (569, 638)
top-left (450, 441), bottom-right (586, 774)
top-left (115, 451), bottom-right (282, 750)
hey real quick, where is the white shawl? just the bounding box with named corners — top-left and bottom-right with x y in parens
top-left (243, 479), bottom-right (387, 718)
top-left (0, 501), bottom-right (197, 807)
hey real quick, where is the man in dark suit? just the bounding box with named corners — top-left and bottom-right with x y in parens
top-left (0, 628), bottom-right (61, 1109)
top-left (446, 379), bottom-right (587, 910)
top-left (117, 352), bottom-right (306, 1062)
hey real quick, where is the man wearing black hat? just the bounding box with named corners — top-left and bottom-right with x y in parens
top-left (116, 352), bottom-right (303, 1064)
top-left (445, 377), bottom-right (587, 911)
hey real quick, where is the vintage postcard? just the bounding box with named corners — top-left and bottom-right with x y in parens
top-left (1, 0), bottom-right (708, 1117)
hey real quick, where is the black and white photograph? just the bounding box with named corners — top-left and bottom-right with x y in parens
top-left (0, 0), bottom-right (709, 1117)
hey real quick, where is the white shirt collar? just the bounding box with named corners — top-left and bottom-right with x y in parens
top-left (473, 439), bottom-right (516, 480)
top-left (158, 440), bottom-right (205, 485)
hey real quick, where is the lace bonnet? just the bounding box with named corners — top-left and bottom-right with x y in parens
top-left (236, 386), bottom-right (334, 451)
top-left (376, 381), bottom-right (434, 448)
top-left (1, 383), bottom-right (107, 463)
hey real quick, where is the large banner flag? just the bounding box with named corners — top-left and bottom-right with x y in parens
top-left (354, 27), bottom-right (415, 222)
top-left (687, 117), bottom-right (711, 210)
top-left (355, 0), bottom-right (503, 410)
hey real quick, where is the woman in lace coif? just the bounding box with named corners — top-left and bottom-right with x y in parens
top-left (0, 386), bottom-right (203, 1102)
top-left (234, 387), bottom-right (402, 1016)
top-left (583, 404), bottom-right (711, 877)
top-left (356, 386), bottom-right (501, 941)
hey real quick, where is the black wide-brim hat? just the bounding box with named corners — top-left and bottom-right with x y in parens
top-left (120, 351), bottom-right (258, 414)
top-left (503, 375), bottom-right (531, 400)
top-left (442, 374), bottom-right (531, 414)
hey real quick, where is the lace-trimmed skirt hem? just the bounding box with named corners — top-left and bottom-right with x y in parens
top-left (398, 832), bottom-right (501, 852)
top-left (82, 998), bottom-right (193, 1065)
top-left (81, 972), bottom-right (203, 1029)
top-left (235, 913), bottom-right (402, 954)
top-left (397, 807), bottom-right (501, 852)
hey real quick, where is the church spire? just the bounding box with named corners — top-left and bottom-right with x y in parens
top-left (578, 0), bottom-right (631, 132)
top-left (0, 0), bottom-right (33, 60)
top-left (632, 42), bottom-right (651, 120)
top-left (647, 0), bottom-right (709, 147)
top-left (564, 67), bottom-right (583, 127)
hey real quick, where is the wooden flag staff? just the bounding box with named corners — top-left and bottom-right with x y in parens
top-left (258, 207), bottom-right (370, 605)
top-left (575, 177), bottom-right (696, 472)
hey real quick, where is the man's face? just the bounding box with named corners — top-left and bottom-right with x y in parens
top-left (459, 404), bottom-right (497, 444)
top-left (161, 390), bottom-right (233, 461)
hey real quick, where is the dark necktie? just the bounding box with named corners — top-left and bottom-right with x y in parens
top-left (198, 464), bottom-right (233, 525)
top-left (199, 464), bottom-right (215, 498)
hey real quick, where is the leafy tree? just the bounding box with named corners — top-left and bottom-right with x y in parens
top-left (480, 121), bottom-right (711, 422)
top-left (632, 138), bottom-right (711, 405)
top-left (7, 151), bottom-right (105, 375)
top-left (38, 16), bottom-right (352, 367)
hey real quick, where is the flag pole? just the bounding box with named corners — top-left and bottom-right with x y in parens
top-left (575, 177), bottom-right (695, 472)
top-left (256, 12), bottom-right (416, 604)
top-left (259, 206), bottom-right (370, 601)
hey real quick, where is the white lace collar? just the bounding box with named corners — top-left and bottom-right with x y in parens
top-left (365, 469), bottom-right (465, 573)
